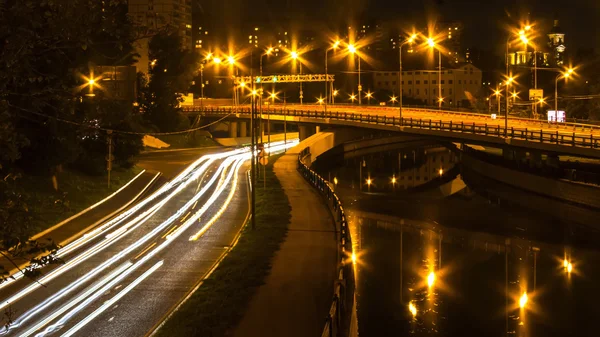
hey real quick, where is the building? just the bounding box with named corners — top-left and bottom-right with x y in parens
top-left (248, 27), bottom-right (261, 48)
top-left (128, 0), bottom-right (193, 73)
top-left (194, 25), bottom-right (210, 50)
top-left (547, 19), bottom-right (566, 66)
top-left (441, 21), bottom-right (463, 63)
top-left (372, 63), bottom-right (483, 106)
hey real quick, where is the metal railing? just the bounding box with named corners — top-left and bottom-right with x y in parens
top-left (297, 148), bottom-right (354, 337)
top-left (182, 106), bottom-right (600, 151)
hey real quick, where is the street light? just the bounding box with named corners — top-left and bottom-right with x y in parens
top-left (505, 76), bottom-right (514, 136)
top-left (555, 67), bottom-right (574, 112)
top-left (427, 271), bottom-right (435, 288)
top-left (365, 91), bottom-right (373, 105)
top-left (213, 57), bottom-right (222, 64)
top-left (325, 40), bottom-right (341, 110)
top-left (519, 292), bottom-right (528, 309)
top-left (427, 38), bottom-right (442, 109)
top-left (349, 94), bottom-right (357, 103)
top-left (399, 33), bottom-right (418, 121)
top-left (332, 89), bottom-right (339, 104)
top-left (260, 47), bottom-right (274, 147)
top-left (390, 95), bottom-right (398, 106)
top-left (348, 44), bottom-right (362, 105)
top-left (290, 50), bottom-right (303, 104)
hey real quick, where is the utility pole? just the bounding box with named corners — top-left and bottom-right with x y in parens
top-left (106, 130), bottom-right (114, 189)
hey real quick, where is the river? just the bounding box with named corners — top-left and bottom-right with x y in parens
top-left (314, 142), bottom-right (600, 337)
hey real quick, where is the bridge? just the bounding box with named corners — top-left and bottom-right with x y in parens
top-left (183, 105), bottom-right (600, 159)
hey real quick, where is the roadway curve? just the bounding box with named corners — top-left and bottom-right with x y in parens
top-left (0, 143), bottom-right (292, 337)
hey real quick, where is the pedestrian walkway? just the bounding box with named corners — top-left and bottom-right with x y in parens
top-left (0, 170), bottom-right (160, 277)
top-left (233, 149), bottom-right (338, 337)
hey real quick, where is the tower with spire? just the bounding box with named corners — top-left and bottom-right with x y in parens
top-left (547, 18), bottom-right (566, 66)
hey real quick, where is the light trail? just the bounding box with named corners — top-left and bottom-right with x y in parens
top-left (1, 153), bottom-right (241, 332)
top-left (2, 141), bottom-right (299, 335)
top-left (0, 150), bottom-right (243, 312)
top-left (58, 261), bottom-right (164, 337)
top-left (9, 262), bottom-right (133, 336)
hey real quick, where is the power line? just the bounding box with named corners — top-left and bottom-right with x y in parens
top-left (16, 108), bottom-right (232, 136)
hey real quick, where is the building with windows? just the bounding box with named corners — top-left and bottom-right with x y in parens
top-left (194, 26), bottom-right (209, 50)
top-left (372, 63), bottom-right (482, 106)
top-left (128, 0), bottom-right (193, 72)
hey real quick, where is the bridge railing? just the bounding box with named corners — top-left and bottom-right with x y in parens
top-left (297, 148), bottom-right (354, 337)
top-left (184, 107), bottom-right (600, 150)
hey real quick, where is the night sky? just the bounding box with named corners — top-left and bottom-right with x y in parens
top-left (197, 0), bottom-right (600, 53)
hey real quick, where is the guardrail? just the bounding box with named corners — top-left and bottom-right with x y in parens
top-left (297, 148), bottom-right (354, 337)
top-left (183, 107), bottom-right (600, 151)
top-left (183, 105), bottom-right (600, 132)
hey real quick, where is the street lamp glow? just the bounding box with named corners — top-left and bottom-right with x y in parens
top-left (525, 25), bottom-right (532, 31)
top-left (333, 40), bottom-right (341, 48)
top-left (290, 51), bottom-right (298, 59)
top-left (520, 35), bottom-right (529, 44)
top-left (239, 82), bottom-right (246, 88)
top-left (88, 79), bottom-right (95, 86)
top-left (427, 38), bottom-right (435, 47)
top-left (266, 47), bottom-right (274, 55)
top-left (391, 95), bottom-right (398, 102)
top-left (567, 262), bottom-right (573, 273)
top-left (438, 168), bottom-right (443, 176)
top-left (333, 90), bottom-right (339, 96)
top-left (334, 177), bottom-right (338, 185)
top-left (349, 94), bottom-right (357, 102)
top-left (251, 89), bottom-right (258, 96)
top-left (408, 301), bottom-right (417, 318)
top-left (213, 57), bottom-right (222, 64)
top-left (427, 271), bottom-right (435, 288)
top-left (391, 176), bottom-right (397, 184)
top-left (563, 258), bottom-right (569, 268)
top-left (205, 52), bottom-right (213, 60)
top-left (494, 90), bottom-right (501, 96)
top-left (227, 56), bottom-right (235, 64)
top-left (438, 97), bottom-right (444, 103)
top-left (519, 292), bottom-right (528, 309)
top-left (270, 93), bottom-right (277, 99)
top-left (507, 77), bottom-right (514, 84)
top-left (365, 92), bottom-right (373, 98)
top-left (348, 44), bottom-right (357, 54)
top-left (408, 34), bottom-right (417, 43)
top-left (351, 252), bottom-right (357, 264)
top-left (366, 178), bottom-right (372, 185)
top-left (512, 92), bottom-right (518, 98)
top-left (318, 97), bottom-right (324, 104)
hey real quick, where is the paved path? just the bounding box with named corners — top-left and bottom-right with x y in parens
top-left (233, 151), bottom-right (338, 337)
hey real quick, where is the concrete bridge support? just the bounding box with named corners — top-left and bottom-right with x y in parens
top-left (229, 121), bottom-right (238, 138)
top-left (298, 125), bottom-right (322, 141)
top-left (239, 121), bottom-right (247, 137)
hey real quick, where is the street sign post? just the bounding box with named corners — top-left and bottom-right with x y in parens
top-left (529, 89), bottom-right (543, 101)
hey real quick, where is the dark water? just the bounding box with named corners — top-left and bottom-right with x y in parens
top-left (315, 143), bottom-right (600, 337)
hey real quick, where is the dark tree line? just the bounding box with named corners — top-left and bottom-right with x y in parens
top-left (0, 0), bottom-right (199, 284)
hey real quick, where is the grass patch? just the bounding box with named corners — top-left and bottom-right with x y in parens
top-left (14, 167), bottom-right (142, 234)
top-left (155, 155), bottom-right (291, 337)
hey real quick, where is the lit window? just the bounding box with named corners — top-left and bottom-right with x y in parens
top-left (186, 24), bottom-right (192, 29)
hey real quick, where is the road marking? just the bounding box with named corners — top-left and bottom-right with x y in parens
top-left (161, 226), bottom-right (178, 239)
top-left (134, 243), bottom-right (157, 260)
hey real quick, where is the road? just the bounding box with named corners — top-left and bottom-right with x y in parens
top-left (0, 143), bottom-right (292, 337)
top-left (203, 104), bottom-right (599, 139)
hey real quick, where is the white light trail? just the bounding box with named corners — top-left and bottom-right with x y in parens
top-left (58, 261), bottom-right (164, 337)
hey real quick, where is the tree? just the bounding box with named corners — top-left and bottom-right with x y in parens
top-left (139, 31), bottom-right (200, 132)
top-left (0, 0), bottom-right (140, 290)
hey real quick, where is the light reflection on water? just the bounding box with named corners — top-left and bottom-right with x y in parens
top-left (318, 144), bottom-right (600, 337)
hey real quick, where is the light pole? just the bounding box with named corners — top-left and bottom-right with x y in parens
top-left (555, 68), bottom-right (574, 113)
top-left (291, 51), bottom-right (302, 104)
top-left (427, 38), bottom-right (442, 109)
top-left (494, 88), bottom-right (501, 114)
top-left (325, 40), bottom-right (341, 113)
top-left (505, 76), bottom-right (513, 136)
top-left (260, 47), bottom-right (273, 151)
top-left (365, 91), bottom-right (373, 105)
top-left (348, 44), bottom-right (361, 105)
top-left (399, 34), bottom-right (417, 121)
